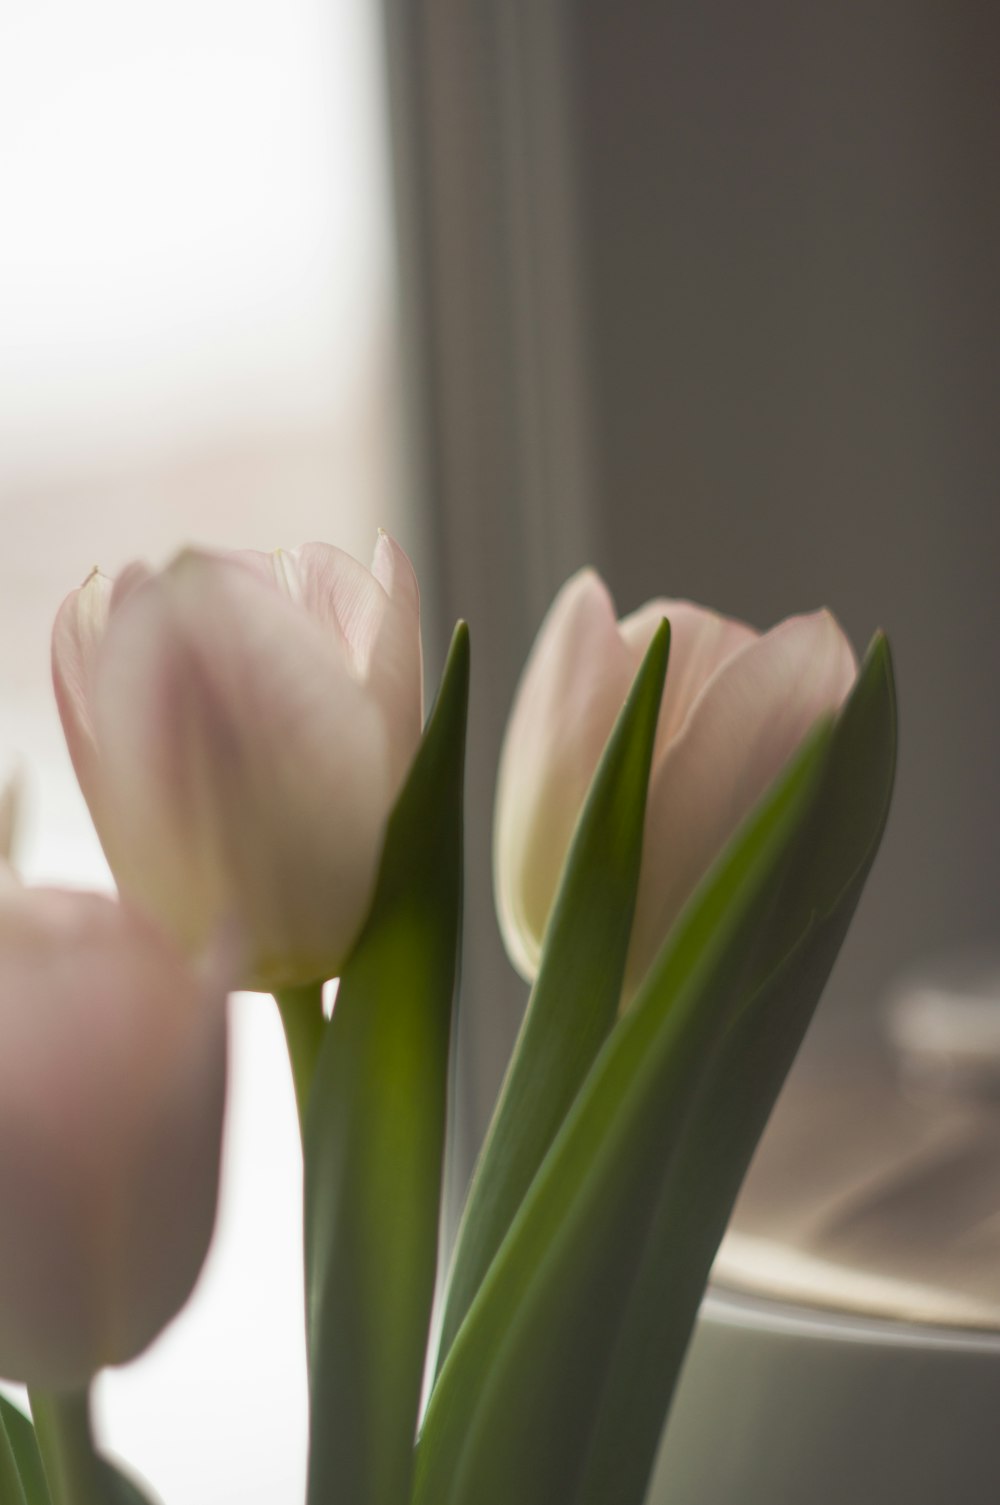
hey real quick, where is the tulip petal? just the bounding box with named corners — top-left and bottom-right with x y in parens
top-left (231, 543), bottom-right (372, 675)
top-left (105, 917), bottom-right (230, 1368)
top-left (51, 568), bottom-right (113, 812)
top-left (109, 559), bottom-right (154, 613)
top-left (369, 530), bottom-right (425, 779)
top-left (0, 890), bottom-right (228, 1389)
top-left (293, 534), bottom-right (423, 790)
top-left (619, 599), bottom-right (757, 746)
top-left (625, 609), bottom-right (857, 994)
top-left (294, 541), bottom-right (385, 672)
top-left (232, 536), bottom-right (424, 792)
top-left (494, 569), bottom-right (635, 979)
top-left (90, 551), bottom-right (393, 988)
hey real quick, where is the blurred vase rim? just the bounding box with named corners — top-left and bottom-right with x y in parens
top-left (704, 1283), bottom-right (1000, 1354)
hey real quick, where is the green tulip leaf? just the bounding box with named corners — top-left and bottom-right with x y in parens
top-left (303, 623), bottom-right (469, 1505)
top-left (0, 1430), bottom-right (28, 1505)
top-left (0, 1393), bottom-right (158, 1505)
top-left (0, 1395), bottom-right (45, 1505)
top-left (413, 719), bottom-right (834, 1505)
top-left (574, 633), bottom-right (897, 1505)
top-left (436, 621), bottom-right (670, 1372)
top-left (101, 1461), bottom-right (161, 1505)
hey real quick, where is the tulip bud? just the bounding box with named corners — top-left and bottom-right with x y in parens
top-left (0, 888), bottom-right (228, 1390)
top-left (495, 570), bottom-right (857, 996)
top-left (52, 534), bottom-right (424, 990)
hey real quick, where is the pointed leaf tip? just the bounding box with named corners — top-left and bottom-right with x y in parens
top-left (435, 617), bottom-right (670, 1374)
top-left (302, 609), bottom-right (469, 1505)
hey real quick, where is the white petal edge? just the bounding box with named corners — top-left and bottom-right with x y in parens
top-left (51, 569), bottom-right (113, 815)
top-left (494, 568), bottom-right (634, 981)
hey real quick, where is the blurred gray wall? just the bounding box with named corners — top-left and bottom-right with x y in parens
top-left (383, 0), bottom-right (1000, 1190)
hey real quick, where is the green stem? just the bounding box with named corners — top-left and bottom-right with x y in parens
top-left (28, 1390), bottom-right (105, 1505)
top-left (0, 1406), bottom-right (28, 1505)
top-left (274, 982), bottom-right (327, 1139)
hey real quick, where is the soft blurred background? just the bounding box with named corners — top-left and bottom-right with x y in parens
top-left (2, 1), bottom-right (999, 1500)
top-left (1, 0), bottom-right (398, 1498)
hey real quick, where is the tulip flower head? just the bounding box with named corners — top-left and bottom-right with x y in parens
top-left (495, 570), bottom-right (857, 997)
top-left (0, 888), bottom-right (229, 1390)
top-left (52, 534), bottom-right (424, 990)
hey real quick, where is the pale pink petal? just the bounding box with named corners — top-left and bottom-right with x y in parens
top-left (222, 546), bottom-right (355, 673)
top-left (619, 598), bottom-right (758, 748)
top-left (109, 560), bottom-right (154, 614)
top-left (220, 538), bottom-right (423, 789)
top-left (235, 540), bottom-right (404, 679)
top-left (624, 608), bottom-right (857, 996)
top-left (286, 541), bottom-right (386, 676)
top-left (218, 545), bottom-right (314, 607)
top-left (0, 889), bottom-right (228, 1387)
top-left (225, 546), bottom-right (289, 592)
top-left (90, 551), bottom-right (393, 988)
top-left (367, 530), bottom-right (424, 784)
top-left (103, 906), bottom-right (230, 1366)
top-left (274, 534), bottom-right (424, 792)
top-left (198, 545), bottom-right (305, 616)
top-left (51, 568), bottom-right (113, 812)
top-left (229, 544), bottom-right (359, 664)
top-left (371, 528), bottom-right (420, 617)
top-left (494, 569), bottom-right (635, 979)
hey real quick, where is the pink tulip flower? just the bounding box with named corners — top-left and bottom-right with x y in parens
top-left (52, 534), bottom-right (423, 990)
top-left (494, 570), bottom-right (857, 997)
top-left (0, 888), bottom-right (229, 1389)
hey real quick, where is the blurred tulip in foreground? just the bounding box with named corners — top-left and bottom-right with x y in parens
top-left (0, 888), bottom-right (228, 1390)
top-left (495, 570), bottom-right (857, 995)
top-left (52, 534), bottom-right (423, 989)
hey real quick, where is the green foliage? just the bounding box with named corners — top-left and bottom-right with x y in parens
top-left (100, 1462), bottom-right (160, 1505)
top-left (437, 621), bottom-right (671, 1371)
top-left (0, 1394), bottom-right (159, 1505)
top-left (0, 1396), bottom-right (42, 1505)
top-left (303, 624), bottom-right (469, 1505)
top-left (415, 724), bottom-right (830, 1505)
top-left (574, 635), bottom-right (897, 1505)
top-left (414, 635), bottom-right (896, 1505)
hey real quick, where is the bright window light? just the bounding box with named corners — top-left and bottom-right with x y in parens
top-left (0, 2), bottom-right (400, 1498)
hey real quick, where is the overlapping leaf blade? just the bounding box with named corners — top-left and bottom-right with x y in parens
top-left (0, 1396), bottom-right (40, 1505)
top-left (437, 622), bottom-right (670, 1371)
top-left (0, 1394), bottom-right (158, 1505)
top-left (575, 634), bottom-right (897, 1505)
top-left (303, 624), bottom-right (468, 1505)
top-left (414, 721), bottom-right (833, 1505)
top-left (101, 1461), bottom-right (160, 1505)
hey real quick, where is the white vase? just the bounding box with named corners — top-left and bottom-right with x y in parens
top-left (652, 1287), bottom-right (1000, 1504)
top-left (654, 956), bottom-right (1000, 1503)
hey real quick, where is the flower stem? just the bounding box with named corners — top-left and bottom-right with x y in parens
top-left (28, 1389), bottom-right (105, 1505)
top-left (274, 982), bottom-right (326, 1138)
